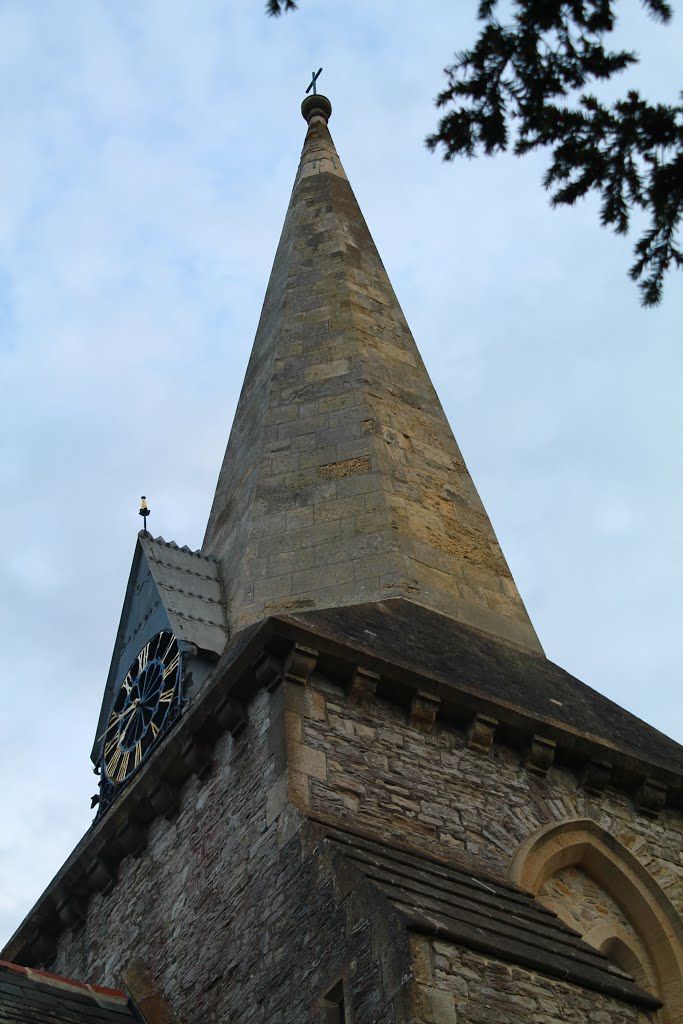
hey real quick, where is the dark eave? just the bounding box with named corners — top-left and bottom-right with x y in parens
top-left (274, 600), bottom-right (683, 786)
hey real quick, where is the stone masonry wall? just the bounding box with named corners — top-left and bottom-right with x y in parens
top-left (538, 864), bottom-right (658, 990)
top-left (408, 934), bottom-right (650, 1024)
top-left (286, 671), bottom-right (683, 970)
top-left (42, 663), bottom-right (682, 1022)
top-left (202, 118), bottom-right (541, 654)
top-left (540, 863), bottom-right (636, 936)
top-left (49, 685), bottom-right (412, 1024)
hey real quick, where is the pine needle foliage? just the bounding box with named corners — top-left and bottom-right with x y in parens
top-left (266, 0), bottom-right (298, 14)
top-left (267, 0), bottom-right (682, 305)
top-left (426, 0), bottom-right (682, 306)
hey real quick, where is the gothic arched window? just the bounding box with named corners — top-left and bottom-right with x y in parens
top-left (509, 817), bottom-right (683, 1023)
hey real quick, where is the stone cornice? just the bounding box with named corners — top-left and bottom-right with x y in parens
top-left (271, 613), bottom-right (683, 808)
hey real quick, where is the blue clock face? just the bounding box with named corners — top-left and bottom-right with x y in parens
top-left (102, 630), bottom-right (182, 785)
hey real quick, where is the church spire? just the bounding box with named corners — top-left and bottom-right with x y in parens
top-left (202, 96), bottom-right (542, 654)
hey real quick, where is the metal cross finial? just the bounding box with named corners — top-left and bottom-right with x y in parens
top-left (306, 68), bottom-right (323, 95)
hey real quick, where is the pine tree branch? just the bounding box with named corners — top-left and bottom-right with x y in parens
top-left (265, 0), bottom-right (681, 304)
top-left (266, 0), bottom-right (298, 16)
top-left (427, 1), bottom-right (682, 305)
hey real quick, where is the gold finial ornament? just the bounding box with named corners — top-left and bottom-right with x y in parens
top-left (139, 495), bottom-right (150, 532)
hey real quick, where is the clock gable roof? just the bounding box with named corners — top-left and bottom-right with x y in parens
top-left (139, 533), bottom-right (228, 656)
top-left (91, 532), bottom-right (228, 763)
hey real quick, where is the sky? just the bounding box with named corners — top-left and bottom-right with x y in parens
top-left (0, 0), bottom-right (681, 948)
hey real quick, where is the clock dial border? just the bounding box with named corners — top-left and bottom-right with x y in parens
top-left (98, 629), bottom-right (184, 808)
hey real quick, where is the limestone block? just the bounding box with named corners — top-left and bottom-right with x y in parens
top-left (304, 688), bottom-right (327, 722)
top-left (412, 983), bottom-right (457, 1023)
top-left (288, 768), bottom-right (310, 808)
top-left (410, 935), bottom-right (435, 985)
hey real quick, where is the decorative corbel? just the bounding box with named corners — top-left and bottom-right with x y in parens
top-left (347, 666), bottom-right (379, 706)
top-left (26, 927), bottom-right (58, 967)
top-left (148, 780), bottom-right (180, 820)
top-left (215, 694), bottom-right (247, 735)
top-left (115, 814), bottom-right (149, 859)
top-left (283, 643), bottom-right (318, 685)
top-left (85, 855), bottom-right (117, 895)
top-left (55, 891), bottom-right (87, 930)
top-left (467, 713), bottom-right (498, 754)
top-left (526, 735), bottom-right (556, 776)
top-left (162, 737), bottom-right (192, 788)
top-left (581, 758), bottom-right (612, 796)
top-left (635, 777), bottom-right (667, 818)
top-left (253, 651), bottom-right (283, 691)
top-left (180, 737), bottom-right (213, 779)
top-left (408, 691), bottom-right (441, 733)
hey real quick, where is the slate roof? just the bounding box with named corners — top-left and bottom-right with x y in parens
top-left (319, 822), bottom-right (661, 1010)
top-left (0, 961), bottom-right (140, 1024)
top-left (91, 533), bottom-right (229, 763)
top-left (278, 599), bottom-right (683, 777)
top-left (140, 534), bottom-right (227, 657)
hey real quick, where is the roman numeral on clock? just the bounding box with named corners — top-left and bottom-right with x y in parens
top-left (164, 652), bottom-right (179, 679)
top-left (116, 751), bottom-right (130, 782)
top-left (106, 746), bottom-right (122, 778)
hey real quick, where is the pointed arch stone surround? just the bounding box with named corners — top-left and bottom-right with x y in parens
top-left (509, 817), bottom-right (683, 1021)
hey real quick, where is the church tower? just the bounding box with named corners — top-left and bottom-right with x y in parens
top-left (201, 92), bottom-right (540, 655)
top-left (3, 94), bottom-right (683, 1024)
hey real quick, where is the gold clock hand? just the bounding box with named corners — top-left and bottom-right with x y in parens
top-left (119, 717), bottom-right (133, 746)
top-left (97, 700), bottom-right (139, 743)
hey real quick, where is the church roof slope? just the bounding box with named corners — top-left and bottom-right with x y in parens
top-left (0, 961), bottom-right (140, 1024)
top-left (318, 822), bottom-right (661, 1010)
top-left (274, 599), bottom-right (683, 779)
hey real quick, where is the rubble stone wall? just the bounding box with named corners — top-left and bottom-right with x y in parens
top-left (42, 666), bottom-right (683, 1023)
top-left (50, 686), bottom-right (410, 1024)
top-left (408, 935), bottom-right (650, 1024)
top-left (286, 669), bottom-right (683, 1020)
top-left (290, 672), bottom-right (683, 910)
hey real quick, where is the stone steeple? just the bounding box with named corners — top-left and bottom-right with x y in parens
top-left (202, 95), bottom-right (542, 654)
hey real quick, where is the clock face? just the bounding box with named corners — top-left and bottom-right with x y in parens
top-left (102, 630), bottom-right (182, 785)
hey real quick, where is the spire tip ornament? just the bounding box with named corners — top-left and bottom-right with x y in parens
top-left (302, 68), bottom-right (331, 124)
top-left (139, 495), bottom-right (150, 534)
top-left (301, 92), bottom-right (332, 125)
